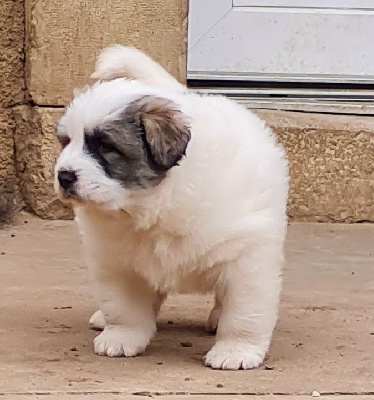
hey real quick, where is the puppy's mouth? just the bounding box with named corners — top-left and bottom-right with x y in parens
top-left (58, 187), bottom-right (85, 204)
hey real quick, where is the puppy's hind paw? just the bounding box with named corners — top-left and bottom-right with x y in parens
top-left (204, 341), bottom-right (266, 370)
top-left (89, 310), bottom-right (106, 331)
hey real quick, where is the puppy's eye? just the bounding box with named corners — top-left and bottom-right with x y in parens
top-left (99, 141), bottom-right (118, 154)
top-left (58, 135), bottom-right (71, 149)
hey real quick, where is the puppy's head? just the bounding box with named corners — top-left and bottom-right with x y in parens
top-left (54, 81), bottom-right (190, 210)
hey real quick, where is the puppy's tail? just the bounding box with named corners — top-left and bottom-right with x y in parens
top-left (91, 45), bottom-right (185, 92)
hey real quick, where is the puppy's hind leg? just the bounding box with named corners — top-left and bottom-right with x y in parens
top-left (89, 310), bottom-right (106, 331)
top-left (204, 241), bottom-right (283, 370)
top-left (153, 291), bottom-right (167, 315)
top-left (206, 294), bottom-right (223, 334)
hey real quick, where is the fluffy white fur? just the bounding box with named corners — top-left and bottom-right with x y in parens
top-left (91, 45), bottom-right (185, 92)
top-left (55, 45), bottom-right (289, 370)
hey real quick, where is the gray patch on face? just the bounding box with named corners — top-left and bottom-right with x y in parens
top-left (84, 95), bottom-right (191, 190)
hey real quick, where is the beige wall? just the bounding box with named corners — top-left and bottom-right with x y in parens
top-left (0, 0), bottom-right (373, 223)
top-left (13, 106), bottom-right (73, 219)
top-left (0, 0), bottom-right (25, 224)
top-left (18, 0), bottom-right (188, 219)
top-left (256, 110), bottom-right (374, 223)
top-left (26, 0), bottom-right (188, 105)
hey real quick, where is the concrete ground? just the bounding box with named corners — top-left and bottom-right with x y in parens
top-left (0, 214), bottom-right (373, 399)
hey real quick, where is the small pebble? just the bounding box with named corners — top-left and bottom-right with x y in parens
top-left (10, 234), bottom-right (15, 238)
top-left (70, 347), bottom-right (78, 352)
top-left (180, 341), bottom-right (193, 348)
top-left (1, 252), bottom-right (5, 255)
top-left (167, 320), bottom-right (174, 325)
top-left (184, 377), bottom-right (191, 381)
top-left (156, 362), bottom-right (163, 365)
top-left (216, 384), bottom-right (224, 388)
top-left (312, 391), bottom-right (321, 397)
top-left (264, 365), bottom-right (274, 370)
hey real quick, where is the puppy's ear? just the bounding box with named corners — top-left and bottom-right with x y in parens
top-left (131, 96), bottom-right (191, 170)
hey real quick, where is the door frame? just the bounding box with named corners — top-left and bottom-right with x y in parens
top-left (187, 0), bottom-right (374, 84)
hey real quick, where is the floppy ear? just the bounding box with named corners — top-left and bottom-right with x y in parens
top-left (131, 96), bottom-right (191, 170)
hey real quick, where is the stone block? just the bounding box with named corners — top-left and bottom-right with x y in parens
top-left (0, 0), bottom-right (25, 223)
top-left (0, 109), bottom-right (22, 224)
top-left (26, 0), bottom-right (187, 105)
top-left (13, 106), bottom-right (73, 219)
top-left (256, 110), bottom-right (374, 222)
top-left (0, 0), bottom-right (25, 108)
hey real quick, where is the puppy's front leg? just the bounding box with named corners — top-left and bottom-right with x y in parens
top-left (93, 271), bottom-right (157, 357)
top-left (205, 243), bottom-right (283, 370)
top-left (89, 290), bottom-right (166, 331)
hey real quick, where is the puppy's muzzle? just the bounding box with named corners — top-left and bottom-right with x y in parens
top-left (58, 169), bottom-right (77, 191)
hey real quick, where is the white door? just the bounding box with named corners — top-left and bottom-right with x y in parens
top-left (188, 0), bottom-right (374, 84)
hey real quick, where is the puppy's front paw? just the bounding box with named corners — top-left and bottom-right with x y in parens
top-left (204, 341), bottom-right (266, 370)
top-left (94, 325), bottom-right (152, 357)
top-left (89, 310), bottom-right (105, 331)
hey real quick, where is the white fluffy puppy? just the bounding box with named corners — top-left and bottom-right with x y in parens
top-left (54, 45), bottom-right (289, 370)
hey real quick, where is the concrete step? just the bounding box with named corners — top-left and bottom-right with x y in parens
top-left (0, 215), bottom-right (373, 396)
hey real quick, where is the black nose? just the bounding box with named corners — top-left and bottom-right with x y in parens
top-left (58, 170), bottom-right (77, 190)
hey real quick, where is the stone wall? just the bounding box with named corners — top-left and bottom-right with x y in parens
top-left (0, 0), bottom-right (373, 223)
top-left (256, 110), bottom-right (374, 223)
top-left (0, 0), bottom-right (25, 224)
top-left (19, 0), bottom-right (188, 219)
top-left (26, 0), bottom-right (188, 105)
top-left (13, 106), bottom-right (72, 219)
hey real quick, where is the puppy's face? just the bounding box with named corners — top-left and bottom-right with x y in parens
top-left (54, 82), bottom-right (190, 209)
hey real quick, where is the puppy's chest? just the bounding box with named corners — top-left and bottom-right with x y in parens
top-left (130, 230), bottom-right (209, 291)
top-left (84, 217), bottom-right (211, 292)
